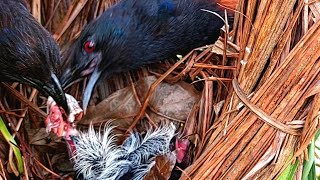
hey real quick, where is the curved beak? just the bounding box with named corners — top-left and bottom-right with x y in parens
top-left (60, 68), bottom-right (84, 89)
top-left (61, 50), bottom-right (102, 113)
top-left (82, 69), bottom-right (101, 113)
top-left (46, 74), bottom-right (70, 114)
top-left (60, 43), bottom-right (103, 113)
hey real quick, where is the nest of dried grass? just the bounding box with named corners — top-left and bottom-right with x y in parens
top-left (0, 0), bottom-right (319, 179)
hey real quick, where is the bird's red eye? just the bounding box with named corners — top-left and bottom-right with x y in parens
top-left (83, 41), bottom-right (95, 53)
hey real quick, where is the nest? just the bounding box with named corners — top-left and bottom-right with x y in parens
top-left (0, 0), bottom-right (319, 179)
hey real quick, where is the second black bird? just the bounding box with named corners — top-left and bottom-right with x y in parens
top-left (0, 0), bottom-right (69, 113)
top-left (62, 0), bottom-right (234, 112)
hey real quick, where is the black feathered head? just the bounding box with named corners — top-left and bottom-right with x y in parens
top-left (62, 0), bottom-right (229, 112)
top-left (0, 0), bottom-right (69, 113)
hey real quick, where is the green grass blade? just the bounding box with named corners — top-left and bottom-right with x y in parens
top-left (0, 116), bottom-right (24, 174)
top-left (278, 157), bottom-right (299, 180)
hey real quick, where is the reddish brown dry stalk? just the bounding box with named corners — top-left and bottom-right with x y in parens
top-left (1, 83), bottom-right (46, 119)
top-left (127, 51), bottom-right (195, 132)
top-left (5, 0), bottom-right (320, 179)
top-left (182, 0), bottom-right (320, 179)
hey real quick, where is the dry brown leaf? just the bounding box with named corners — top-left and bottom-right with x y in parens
top-left (81, 76), bottom-right (200, 129)
top-left (213, 100), bottom-right (225, 116)
top-left (51, 154), bottom-right (74, 172)
top-left (27, 128), bottom-right (67, 152)
top-left (144, 152), bottom-right (176, 180)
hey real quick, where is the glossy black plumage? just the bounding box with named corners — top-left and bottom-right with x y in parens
top-left (62, 0), bottom-right (231, 111)
top-left (0, 0), bottom-right (69, 113)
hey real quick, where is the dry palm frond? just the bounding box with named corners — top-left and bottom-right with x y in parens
top-left (0, 0), bottom-right (319, 179)
top-left (181, 0), bottom-right (320, 179)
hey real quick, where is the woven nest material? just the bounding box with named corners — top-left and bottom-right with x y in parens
top-left (0, 0), bottom-right (320, 179)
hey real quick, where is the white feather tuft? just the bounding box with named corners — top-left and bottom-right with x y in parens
top-left (122, 123), bottom-right (176, 170)
top-left (72, 124), bottom-right (131, 180)
top-left (72, 123), bottom-right (176, 179)
top-left (131, 161), bottom-right (155, 180)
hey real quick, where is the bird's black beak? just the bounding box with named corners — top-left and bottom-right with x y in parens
top-left (82, 68), bottom-right (101, 113)
top-left (46, 74), bottom-right (70, 114)
top-left (60, 64), bottom-right (100, 113)
top-left (60, 69), bottom-right (82, 89)
top-left (61, 48), bottom-right (102, 113)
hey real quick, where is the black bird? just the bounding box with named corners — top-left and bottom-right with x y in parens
top-left (62, 0), bottom-right (237, 112)
top-left (0, 0), bottom-right (69, 113)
